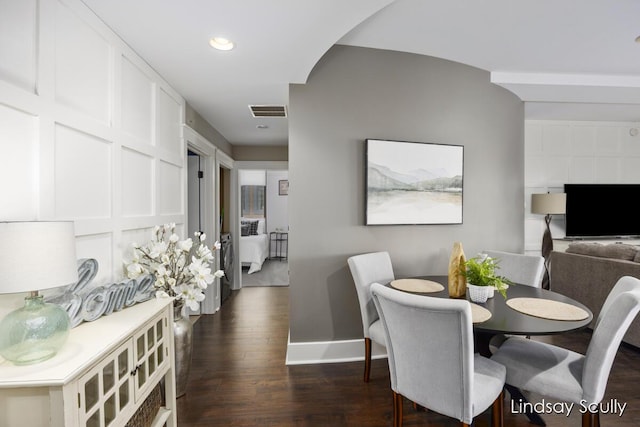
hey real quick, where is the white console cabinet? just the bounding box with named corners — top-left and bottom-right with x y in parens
top-left (0, 298), bottom-right (177, 427)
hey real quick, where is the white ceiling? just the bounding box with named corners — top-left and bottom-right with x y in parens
top-left (81, 0), bottom-right (640, 146)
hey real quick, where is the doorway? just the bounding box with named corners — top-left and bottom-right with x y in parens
top-left (185, 128), bottom-right (224, 314)
top-left (219, 164), bottom-right (233, 304)
top-left (236, 165), bottom-right (289, 288)
top-left (187, 150), bottom-right (203, 237)
top-left (186, 150), bottom-right (207, 315)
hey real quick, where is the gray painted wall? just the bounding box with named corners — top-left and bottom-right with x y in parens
top-left (288, 45), bottom-right (525, 343)
top-left (233, 145), bottom-right (288, 161)
top-left (185, 103), bottom-right (233, 156)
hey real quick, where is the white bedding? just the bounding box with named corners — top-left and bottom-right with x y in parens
top-left (240, 233), bottom-right (269, 274)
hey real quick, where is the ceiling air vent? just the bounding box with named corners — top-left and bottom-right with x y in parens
top-left (249, 105), bottom-right (287, 118)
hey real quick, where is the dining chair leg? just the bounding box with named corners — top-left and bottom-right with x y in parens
top-left (364, 338), bottom-right (372, 382)
top-left (582, 410), bottom-right (599, 427)
top-left (412, 401), bottom-right (427, 411)
top-left (491, 391), bottom-right (504, 427)
top-left (393, 391), bottom-right (403, 427)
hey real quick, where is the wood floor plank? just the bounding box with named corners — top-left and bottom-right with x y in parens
top-left (177, 286), bottom-right (640, 426)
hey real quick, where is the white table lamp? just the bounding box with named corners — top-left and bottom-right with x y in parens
top-left (531, 193), bottom-right (566, 289)
top-left (0, 221), bottom-right (78, 365)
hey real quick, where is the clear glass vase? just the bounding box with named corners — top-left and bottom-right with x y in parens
top-left (0, 294), bottom-right (70, 365)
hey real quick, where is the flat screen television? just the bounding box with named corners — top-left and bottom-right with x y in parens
top-left (564, 184), bottom-right (640, 238)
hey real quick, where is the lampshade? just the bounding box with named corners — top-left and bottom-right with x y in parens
top-left (0, 221), bottom-right (78, 365)
top-left (0, 221), bottom-right (78, 293)
top-left (531, 193), bottom-right (566, 215)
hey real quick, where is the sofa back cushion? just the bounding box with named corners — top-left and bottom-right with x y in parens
top-left (566, 242), bottom-right (639, 261)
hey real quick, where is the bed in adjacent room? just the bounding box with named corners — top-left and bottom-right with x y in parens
top-left (240, 218), bottom-right (269, 274)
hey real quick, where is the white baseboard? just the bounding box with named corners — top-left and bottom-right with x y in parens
top-left (285, 333), bottom-right (387, 365)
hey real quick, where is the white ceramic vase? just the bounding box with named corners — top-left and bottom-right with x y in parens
top-left (487, 286), bottom-right (495, 299)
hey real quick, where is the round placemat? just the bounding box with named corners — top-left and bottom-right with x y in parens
top-left (506, 298), bottom-right (589, 321)
top-left (390, 279), bottom-right (444, 293)
top-left (470, 303), bottom-right (492, 323)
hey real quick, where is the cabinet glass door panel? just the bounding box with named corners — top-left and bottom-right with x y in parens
top-left (119, 382), bottom-right (129, 411)
top-left (157, 344), bottom-right (164, 366)
top-left (147, 328), bottom-right (154, 350)
top-left (118, 350), bottom-right (128, 379)
top-left (137, 335), bottom-right (145, 359)
top-left (104, 394), bottom-right (116, 425)
top-left (103, 360), bottom-right (115, 393)
top-left (137, 363), bottom-right (147, 388)
top-left (84, 373), bottom-right (100, 412)
top-left (149, 351), bottom-right (157, 376)
top-left (86, 410), bottom-right (100, 427)
top-left (133, 312), bottom-right (170, 400)
top-left (78, 341), bottom-right (133, 427)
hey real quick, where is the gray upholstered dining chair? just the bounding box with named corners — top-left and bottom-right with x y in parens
top-left (347, 251), bottom-right (394, 382)
top-left (370, 283), bottom-right (506, 427)
top-left (482, 249), bottom-right (545, 288)
top-left (491, 275), bottom-right (640, 427)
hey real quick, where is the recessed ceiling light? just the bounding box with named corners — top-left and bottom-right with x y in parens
top-left (209, 37), bottom-right (234, 51)
top-left (636, 35), bottom-right (640, 43)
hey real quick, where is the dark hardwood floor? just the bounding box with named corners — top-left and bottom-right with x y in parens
top-left (177, 287), bottom-right (640, 426)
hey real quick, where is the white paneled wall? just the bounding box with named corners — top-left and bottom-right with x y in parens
top-left (54, 0), bottom-right (110, 123)
top-left (54, 125), bottom-right (112, 219)
top-left (0, 103), bottom-right (38, 217)
top-left (120, 57), bottom-right (154, 141)
top-left (524, 120), bottom-right (640, 254)
top-left (0, 0), bottom-right (186, 304)
top-left (0, 1), bottom-right (37, 92)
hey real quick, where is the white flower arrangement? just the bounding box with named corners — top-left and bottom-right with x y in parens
top-left (125, 223), bottom-right (224, 311)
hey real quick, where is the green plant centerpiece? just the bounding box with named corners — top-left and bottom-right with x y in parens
top-left (461, 253), bottom-right (513, 298)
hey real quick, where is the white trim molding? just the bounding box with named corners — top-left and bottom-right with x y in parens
top-left (285, 334), bottom-right (386, 365)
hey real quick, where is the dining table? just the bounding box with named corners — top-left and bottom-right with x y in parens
top-left (387, 275), bottom-right (594, 426)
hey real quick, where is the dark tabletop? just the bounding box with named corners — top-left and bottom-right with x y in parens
top-left (399, 275), bottom-right (594, 336)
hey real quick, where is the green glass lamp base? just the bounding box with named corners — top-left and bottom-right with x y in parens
top-left (0, 295), bottom-right (71, 365)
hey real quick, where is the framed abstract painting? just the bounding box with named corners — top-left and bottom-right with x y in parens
top-left (365, 139), bottom-right (463, 225)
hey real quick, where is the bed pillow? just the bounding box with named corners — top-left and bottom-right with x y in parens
top-left (257, 219), bottom-right (266, 235)
top-left (249, 220), bottom-right (259, 235)
top-left (241, 224), bottom-right (251, 236)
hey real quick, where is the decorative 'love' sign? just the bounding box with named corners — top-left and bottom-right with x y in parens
top-left (45, 259), bottom-right (156, 328)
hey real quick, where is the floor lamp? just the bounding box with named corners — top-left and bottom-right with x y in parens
top-left (531, 193), bottom-right (566, 290)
